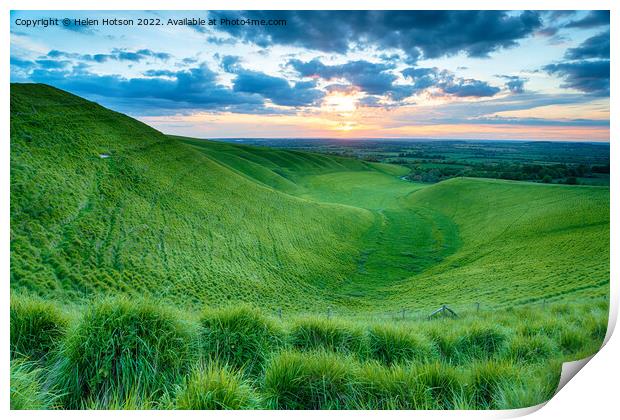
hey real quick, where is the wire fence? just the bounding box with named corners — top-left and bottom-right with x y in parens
top-left (267, 295), bottom-right (608, 324)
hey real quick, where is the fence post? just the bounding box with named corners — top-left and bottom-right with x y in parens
top-left (278, 308), bottom-right (282, 319)
top-left (401, 308), bottom-right (406, 320)
top-left (476, 302), bottom-right (480, 313)
top-left (327, 307), bottom-right (332, 320)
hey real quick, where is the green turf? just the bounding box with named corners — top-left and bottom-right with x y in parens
top-left (9, 83), bottom-right (610, 410)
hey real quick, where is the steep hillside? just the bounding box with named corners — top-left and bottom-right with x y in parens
top-left (10, 84), bottom-right (609, 314)
top-left (10, 84), bottom-right (377, 310)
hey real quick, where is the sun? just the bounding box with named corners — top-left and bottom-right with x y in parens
top-left (322, 92), bottom-right (358, 113)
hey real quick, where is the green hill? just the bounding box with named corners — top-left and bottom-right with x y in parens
top-left (11, 83), bottom-right (609, 314)
top-left (9, 83), bottom-right (610, 410)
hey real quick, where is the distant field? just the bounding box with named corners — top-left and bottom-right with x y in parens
top-left (10, 84), bottom-right (610, 409)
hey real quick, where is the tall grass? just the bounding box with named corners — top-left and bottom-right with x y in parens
top-left (367, 324), bottom-right (436, 365)
top-left (49, 297), bottom-right (196, 408)
top-left (8, 297), bottom-right (609, 410)
top-left (264, 350), bottom-right (356, 409)
top-left (176, 361), bottom-right (260, 409)
top-left (289, 317), bottom-right (367, 356)
top-left (10, 294), bottom-right (68, 362)
top-left (200, 305), bottom-right (285, 376)
top-left (10, 359), bottom-right (58, 409)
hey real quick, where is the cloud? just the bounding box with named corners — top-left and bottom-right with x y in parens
top-left (46, 48), bottom-right (171, 63)
top-left (469, 116), bottom-right (609, 127)
top-left (565, 30), bottom-right (610, 60)
top-left (402, 67), bottom-right (500, 97)
top-left (289, 58), bottom-right (399, 96)
top-left (218, 55), bottom-right (242, 72)
top-left (564, 11), bottom-right (610, 28)
top-left (26, 62), bottom-right (270, 114)
top-left (209, 11), bottom-right (542, 62)
top-left (35, 59), bottom-right (71, 69)
top-left (497, 75), bottom-right (527, 93)
top-left (10, 56), bottom-right (35, 69)
top-left (544, 60), bottom-right (609, 96)
top-left (232, 69), bottom-right (324, 106)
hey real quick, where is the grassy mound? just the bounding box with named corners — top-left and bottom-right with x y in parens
top-left (50, 298), bottom-right (195, 408)
top-left (559, 327), bottom-right (591, 357)
top-left (264, 351), bottom-right (356, 409)
top-left (367, 324), bottom-right (435, 365)
top-left (506, 335), bottom-right (556, 363)
top-left (10, 295), bottom-right (68, 361)
top-left (467, 361), bottom-right (519, 408)
top-left (200, 305), bottom-right (285, 375)
top-left (7, 298), bottom-right (609, 409)
top-left (176, 361), bottom-right (259, 409)
top-left (430, 322), bottom-right (508, 364)
top-left (289, 317), bottom-right (367, 356)
top-left (415, 362), bottom-right (463, 409)
top-left (355, 363), bottom-right (430, 409)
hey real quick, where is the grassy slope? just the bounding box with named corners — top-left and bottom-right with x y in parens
top-left (11, 84), bottom-right (376, 311)
top-left (11, 83), bottom-right (609, 315)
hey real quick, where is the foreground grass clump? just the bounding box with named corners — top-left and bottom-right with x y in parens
top-left (494, 361), bottom-right (561, 409)
top-left (7, 297), bottom-right (610, 410)
top-left (559, 327), bottom-right (591, 357)
top-left (10, 295), bottom-right (68, 362)
top-left (415, 362), bottom-right (463, 409)
top-left (429, 322), bottom-right (508, 364)
top-left (289, 317), bottom-right (367, 356)
top-left (467, 361), bottom-right (519, 408)
top-left (200, 305), bottom-right (285, 376)
top-left (367, 324), bottom-right (435, 366)
top-left (51, 298), bottom-right (195, 408)
top-left (176, 361), bottom-right (259, 409)
top-left (10, 359), bottom-right (57, 409)
top-left (264, 351), bottom-right (356, 409)
top-left (355, 363), bottom-right (430, 409)
top-left (506, 335), bottom-right (556, 364)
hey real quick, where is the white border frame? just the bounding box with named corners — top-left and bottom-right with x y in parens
top-left (2, 1), bottom-right (616, 419)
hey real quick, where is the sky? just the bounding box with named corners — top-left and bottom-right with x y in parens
top-left (10, 10), bottom-right (610, 141)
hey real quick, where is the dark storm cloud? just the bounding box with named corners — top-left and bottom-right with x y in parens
top-left (543, 60), bottom-right (610, 96)
top-left (289, 59), bottom-right (398, 96)
top-left (209, 11), bottom-right (542, 62)
top-left (26, 63), bottom-right (267, 113)
top-left (288, 58), bottom-right (500, 99)
top-left (565, 30), bottom-right (610, 60)
top-left (564, 10), bottom-right (610, 28)
top-left (232, 69), bottom-right (324, 106)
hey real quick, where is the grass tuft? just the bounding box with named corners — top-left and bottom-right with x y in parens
top-left (467, 360), bottom-right (518, 408)
top-left (176, 361), bottom-right (259, 409)
top-left (10, 295), bottom-right (68, 362)
top-left (10, 359), bottom-right (58, 409)
top-left (264, 350), bottom-right (355, 409)
top-left (50, 297), bottom-right (195, 408)
top-left (505, 335), bottom-right (556, 364)
top-left (367, 324), bottom-right (435, 365)
top-left (415, 362), bottom-right (462, 409)
top-left (355, 362), bottom-right (430, 409)
top-left (289, 317), bottom-right (367, 356)
top-left (200, 305), bottom-right (285, 376)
